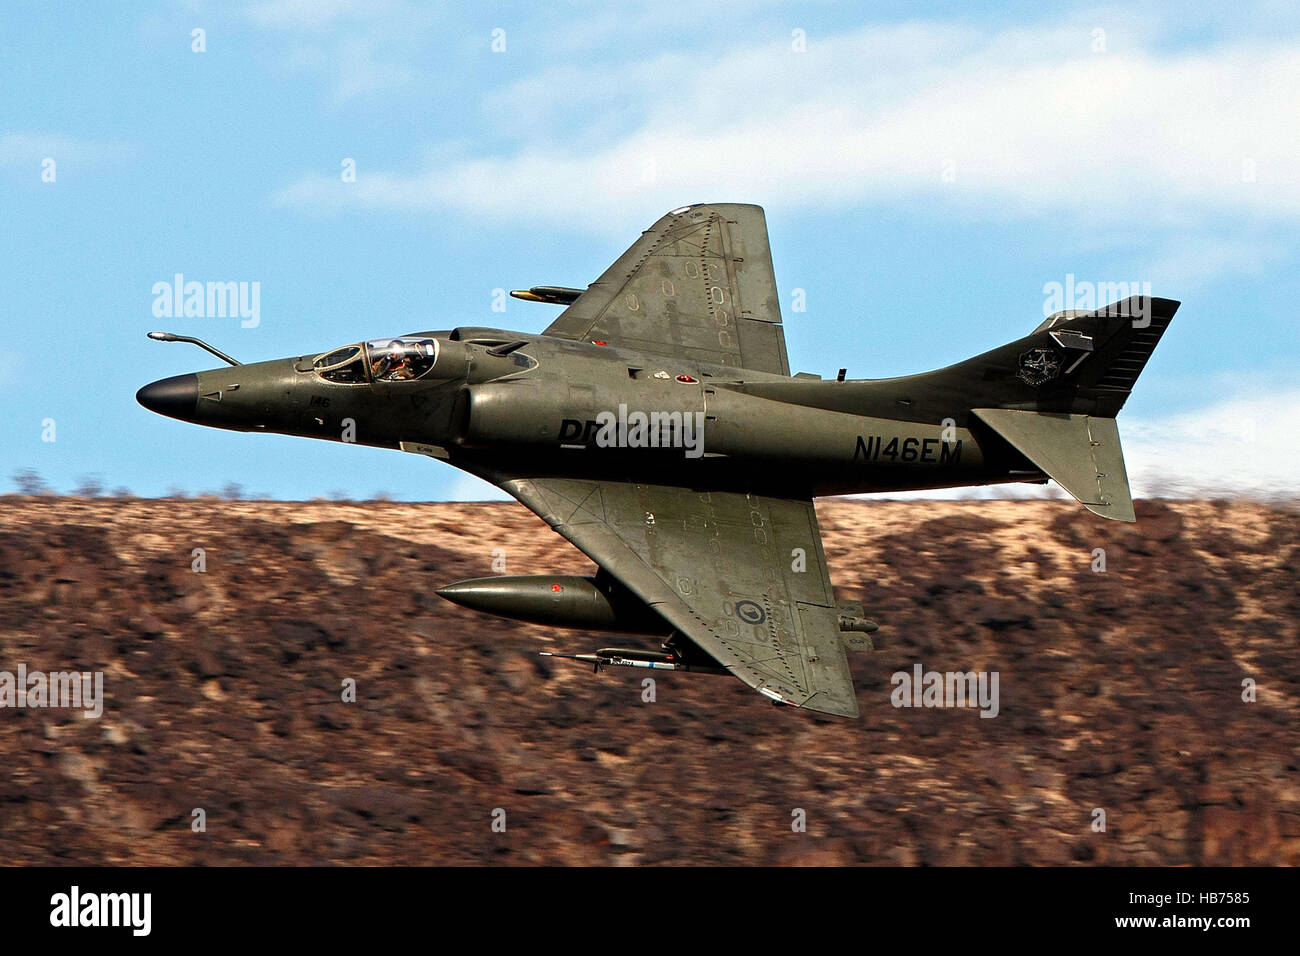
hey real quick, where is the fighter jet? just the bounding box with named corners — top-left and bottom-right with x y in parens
top-left (138, 203), bottom-right (1177, 718)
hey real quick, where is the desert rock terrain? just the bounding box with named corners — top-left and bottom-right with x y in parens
top-left (0, 496), bottom-right (1296, 865)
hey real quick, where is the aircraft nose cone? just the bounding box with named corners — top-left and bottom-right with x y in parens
top-left (136, 373), bottom-right (199, 421)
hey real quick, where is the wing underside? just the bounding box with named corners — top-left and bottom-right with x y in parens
top-left (491, 475), bottom-right (859, 718)
top-left (542, 203), bottom-right (790, 376)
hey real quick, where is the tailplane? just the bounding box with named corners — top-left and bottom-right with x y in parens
top-left (972, 408), bottom-right (1134, 521)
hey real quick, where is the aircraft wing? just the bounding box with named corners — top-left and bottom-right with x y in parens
top-left (542, 203), bottom-right (791, 376)
top-left (490, 474), bottom-right (859, 718)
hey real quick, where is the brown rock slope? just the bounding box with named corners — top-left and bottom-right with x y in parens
top-left (0, 496), bottom-right (1296, 865)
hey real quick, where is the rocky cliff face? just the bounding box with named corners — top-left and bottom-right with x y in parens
top-left (0, 496), bottom-right (1295, 865)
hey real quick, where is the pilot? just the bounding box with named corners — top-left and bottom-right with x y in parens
top-left (371, 342), bottom-right (413, 381)
top-left (385, 348), bottom-right (414, 380)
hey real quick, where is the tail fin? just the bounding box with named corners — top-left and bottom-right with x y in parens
top-left (971, 295), bottom-right (1178, 522)
top-left (1033, 295), bottom-right (1178, 418)
top-left (755, 295), bottom-right (1177, 521)
top-left (972, 297), bottom-right (1185, 522)
top-left (872, 294), bottom-right (1178, 416)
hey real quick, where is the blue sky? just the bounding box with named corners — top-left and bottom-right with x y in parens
top-left (2, 1), bottom-right (1296, 500)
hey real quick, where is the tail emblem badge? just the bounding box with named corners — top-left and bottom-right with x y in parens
top-left (1018, 347), bottom-right (1063, 387)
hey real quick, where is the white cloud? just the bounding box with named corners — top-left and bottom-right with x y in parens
top-left (875, 390), bottom-right (1300, 503)
top-left (274, 18), bottom-right (1300, 236)
top-left (1122, 389), bottom-right (1298, 499)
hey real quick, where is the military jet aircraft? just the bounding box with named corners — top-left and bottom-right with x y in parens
top-left (138, 203), bottom-right (1177, 718)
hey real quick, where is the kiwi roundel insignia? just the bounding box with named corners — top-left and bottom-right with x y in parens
top-left (1017, 347), bottom-right (1063, 387)
top-left (735, 600), bottom-right (767, 625)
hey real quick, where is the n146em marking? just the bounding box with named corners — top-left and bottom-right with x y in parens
top-left (854, 435), bottom-right (962, 464)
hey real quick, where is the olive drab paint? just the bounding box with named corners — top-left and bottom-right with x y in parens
top-left (137, 203), bottom-right (1178, 719)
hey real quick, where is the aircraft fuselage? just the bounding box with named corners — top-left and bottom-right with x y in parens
top-left (139, 329), bottom-right (1040, 499)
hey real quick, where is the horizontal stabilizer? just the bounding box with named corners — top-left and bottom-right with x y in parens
top-left (972, 408), bottom-right (1135, 522)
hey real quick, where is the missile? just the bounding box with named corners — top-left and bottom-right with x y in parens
top-left (541, 648), bottom-right (727, 675)
top-left (436, 574), bottom-right (671, 635)
top-left (509, 286), bottom-right (585, 306)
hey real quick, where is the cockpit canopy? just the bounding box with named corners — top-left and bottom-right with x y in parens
top-left (312, 337), bottom-right (440, 384)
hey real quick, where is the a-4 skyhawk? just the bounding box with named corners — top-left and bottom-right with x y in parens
top-left (138, 203), bottom-right (1177, 718)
